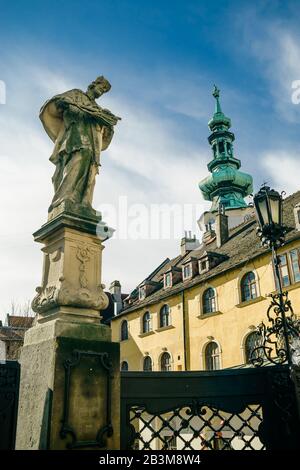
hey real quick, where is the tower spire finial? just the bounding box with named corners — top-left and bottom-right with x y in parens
top-left (199, 87), bottom-right (253, 212)
top-left (212, 84), bottom-right (222, 114)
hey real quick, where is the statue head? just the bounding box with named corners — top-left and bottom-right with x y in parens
top-left (87, 76), bottom-right (111, 99)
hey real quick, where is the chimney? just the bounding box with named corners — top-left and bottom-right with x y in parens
top-left (215, 205), bottom-right (229, 248)
top-left (109, 280), bottom-right (123, 315)
top-left (181, 231), bottom-right (200, 256)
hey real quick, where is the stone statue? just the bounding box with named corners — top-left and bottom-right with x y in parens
top-left (40, 76), bottom-right (120, 214)
top-left (18, 81), bottom-right (121, 450)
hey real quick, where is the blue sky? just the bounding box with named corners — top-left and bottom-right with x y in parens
top-left (1, 0), bottom-right (300, 318)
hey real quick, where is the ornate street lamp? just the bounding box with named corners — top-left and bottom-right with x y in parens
top-left (254, 185), bottom-right (285, 248)
top-left (252, 185), bottom-right (300, 367)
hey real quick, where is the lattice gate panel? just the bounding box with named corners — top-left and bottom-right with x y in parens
top-left (129, 404), bottom-right (265, 451)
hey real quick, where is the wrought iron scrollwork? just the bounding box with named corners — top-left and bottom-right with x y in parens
top-left (250, 291), bottom-right (300, 367)
top-left (127, 402), bottom-right (264, 450)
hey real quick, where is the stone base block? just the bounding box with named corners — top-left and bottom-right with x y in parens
top-left (15, 318), bottom-right (120, 450)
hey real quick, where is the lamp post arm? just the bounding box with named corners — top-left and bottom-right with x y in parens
top-left (272, 245), bottom-right (292, 365)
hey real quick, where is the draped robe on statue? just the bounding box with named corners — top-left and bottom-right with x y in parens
top-left (40, 89), bottom-right (118, 211)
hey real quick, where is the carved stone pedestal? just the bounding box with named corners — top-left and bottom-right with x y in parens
top-left (31, 208), bottom-right (110, 322)
top-left (15, 210), bottom-right (120, 449)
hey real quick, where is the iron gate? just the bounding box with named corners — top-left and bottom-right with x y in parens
top-left (0, 361), bottom-right (20, 450)
top-left (120, 365), bottom-right (300, 450)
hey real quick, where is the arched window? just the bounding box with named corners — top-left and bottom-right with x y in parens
top-left (142, 312), bottom-right (151, 333)
top-left (161, 352), bottom-right (171, 371)
top-left (121, 361), bottom-right (128, 371)
top-left (120, 320), bottom-right (128, 341)
top-left (159, 305), bottom-right (170, 328)
top-left (241, 272), bottom-right (257, 302)
top-left (203, 288), bottom-right (216, 314)
top-left (245, 331), bottom-right (263, 364)
top-left (205, 342), bottom-right (220, 370)
top-left (143, 356), bottom-right (152, 371)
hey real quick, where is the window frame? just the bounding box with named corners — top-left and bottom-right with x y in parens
top-left (164, 272), bottom-right (172, 288)
top-left (121, 360), bottom-right (129, 371)
top-left (199, 259), bottom-right (209, 274)
top-left (244, 331), bottom-right (263, 364)
top-left (240, 271), bottom-right (258, 303)
top-left (160, 352), bottom-right (172, 371)
top-left (142, 311), bottom-right (151, 334)
top-left (159, 304), bottom-right (170, 328)
top-left (139, 286), bottom-right (146, 300)
top-left (120, 319), bottom-right (129, 341)
top-left (290, 248), bottom-right (300, 283)
top-left (143, 355), bottom-right (152, 372)
top-left (277, 253), bottom-right (291, 288)
top-left (182, 263), bottom-right (192, 280)
top-left (204, 341), bottom-right (220, 371)
top-left (202, 287), bottom-right (217, 314)
top-left (273, 247), bottom-right (300, 289)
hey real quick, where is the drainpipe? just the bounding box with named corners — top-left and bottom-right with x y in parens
top-left (181, 290), bottom-right (188, 371)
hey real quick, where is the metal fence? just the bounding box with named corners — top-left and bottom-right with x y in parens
top-left (1, 360), bottom-right (299, 450)
top-left (120, 365), bottom-right (300, 450)
top-left (0, 361), bottom-right (20, 449)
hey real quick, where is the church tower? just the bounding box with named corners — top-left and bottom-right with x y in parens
top-left (198, 86), bottom-right (254, 234)
top-left (199, 86), bottom-right (253, 212)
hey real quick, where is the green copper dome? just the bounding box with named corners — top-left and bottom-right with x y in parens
top-left (199, 86), bottom-right (253, 212)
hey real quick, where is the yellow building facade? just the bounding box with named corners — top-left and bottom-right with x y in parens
top-left (111, 194), bottom-right (300, 371)
top-left (111, 90), bottom-right (300, 372)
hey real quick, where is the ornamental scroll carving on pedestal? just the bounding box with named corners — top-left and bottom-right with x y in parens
top-left (76, 245), bottom-right (90, 289)
top-left (32, 243), bottom-right (109, 313)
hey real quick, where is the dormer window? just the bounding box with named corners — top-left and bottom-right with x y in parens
top-left (183, 264), bottom-right (192, 280)
top-left (198, 251), bottom-right (227, 275)
top-left (139, 286), bottom-right (146, 300)
top-left (138, 280), bottom-right (161, 300)
top-left (199, 260), bottom-right (208, 273)
top-left (164, 272), bottom-right (172, 288)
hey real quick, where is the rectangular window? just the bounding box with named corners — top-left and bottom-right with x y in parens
top-left (290, 249), bottom-right (300, 283)
top-left (139, 286), bottom-right (146, 300)
top-left (183, 264), bottom-right (191, 279)
top-left (165, 273), bottom-right (171, 288)
top-left (200, 260), bottom-right (208, 272)
top-left (278, 254), bottom-right (290, 287)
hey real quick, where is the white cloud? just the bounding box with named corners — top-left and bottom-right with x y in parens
top-left (260, 150), bottom-right (300, 194)
top-left (233, 9), bottom-right (300, 123)
top-left (264, 31), bottom-right (300, 122)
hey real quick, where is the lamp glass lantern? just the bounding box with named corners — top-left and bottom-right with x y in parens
top-left (253, 186), bottom-right (283, 234)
